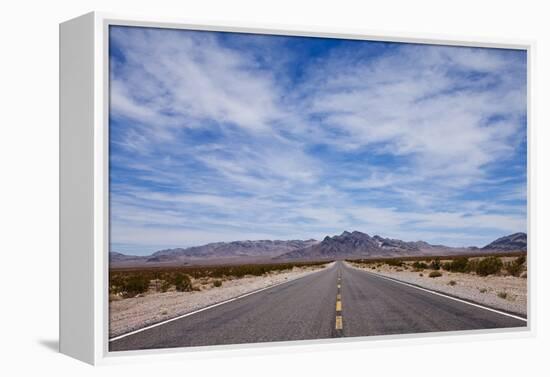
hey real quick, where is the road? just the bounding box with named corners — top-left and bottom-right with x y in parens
top-left (109, 261), bottom-right (526, 351)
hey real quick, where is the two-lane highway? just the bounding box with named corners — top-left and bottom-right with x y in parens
top-left (109, 261), bottom-right (526, 351)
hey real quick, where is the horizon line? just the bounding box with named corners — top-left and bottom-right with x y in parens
top-left (110, 230), bottom-right (527, 256)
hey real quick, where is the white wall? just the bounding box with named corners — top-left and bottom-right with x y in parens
top-left (1, 0), bottom-right (548, 375)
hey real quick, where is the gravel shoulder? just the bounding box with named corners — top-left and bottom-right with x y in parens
top-left (347, 261), bottom-right (527, 317)
top-left (109, 263), bottom-right (332, 338)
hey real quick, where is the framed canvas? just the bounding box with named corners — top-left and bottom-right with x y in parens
top-left (60, 12), bottom-right (533, 365)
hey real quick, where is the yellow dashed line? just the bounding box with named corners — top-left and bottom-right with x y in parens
top-left (335, 272), bottom-right (343, 332)
top-left (335, 315), bottom-right (343, 330)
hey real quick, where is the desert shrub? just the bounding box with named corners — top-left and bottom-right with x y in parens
top-left (122, 275), bottom-right (150, 297)
top-left (466, 259), bottom-right (479, 273)
top-left (505, 256), bottom-right (526, 277)
top-left (412, 261), bottom-right (428, 269)
top-left (429, 258), bottom-right (441, 270)
top-left (213, 280), bottom-right (222, 287)
top-left (429, 271), bottom-right (442, 278)
top-left (109, 261), bottom-right (328, 298)
top-left (479, 288), bottom-right (487, 293)
top-left (454, 257), bottom-right (470, 272)
top-left (419, 273), bottom-right (423, 277)
top-left (475, 256), bottom-right (503, 276)
top-left (505, 262), bottom-right (522, 277)
top-left (172, 273), bottom-right (193, 292)
top-left (448, 280), bottom-right (457, 286)
top-left (160, 280), bottom-right (172, 292)
top-left (443, 257), bottom-right (469, 273)
top-left (497, 291), bottom-right (508, 299)
top-left (109, 277), bottom-right (124, 295)
top-left (386, 259), bottom-right (403, 267)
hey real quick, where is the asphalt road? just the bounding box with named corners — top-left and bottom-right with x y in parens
top-left (109, 261), bottom-right (526, 351)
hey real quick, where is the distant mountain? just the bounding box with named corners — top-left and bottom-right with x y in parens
top-left (149, 239), bottom-right (318, 262)
top-left (109, 251), bottom-right (147, 263)
top-left (482, 232), bottom-right (527, 251)
top-left (275, 231), bottom-right (438, 260)
top-left (110, 239), bottom-right (319, 266)
top-left (275, 231), bottom-right (527, 261)
top-left (110, 232), bottom-right (527, 266)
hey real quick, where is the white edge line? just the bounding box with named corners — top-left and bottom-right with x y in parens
top-left (109, 263), bottom-right (334, 342)
top-left (352, 265), bottom-right (527, 323)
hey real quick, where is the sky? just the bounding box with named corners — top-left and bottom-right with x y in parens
top-left (109, 25), bottom-right (527, 255)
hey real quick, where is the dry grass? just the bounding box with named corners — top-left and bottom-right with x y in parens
top-left (350, 253), bottom-right (526, 279)
top-left (429, 271), bottom-right (442, 278)
top-left (497, 291), bottom-right (508, 299)
top-left (110, 261), bottom-right (328, 298)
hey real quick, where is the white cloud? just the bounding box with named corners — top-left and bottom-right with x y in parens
top-left (108, 28), bottom-right (527, 254)
top-left (304, 47), bottom-right (525, 186)
top-left (110, 27), bottom-right (284, 135)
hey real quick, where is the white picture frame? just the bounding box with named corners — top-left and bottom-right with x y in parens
top-left (60, 11), bottom-right (534, 365)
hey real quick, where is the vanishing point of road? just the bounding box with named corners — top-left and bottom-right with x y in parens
top-left (109, 261), bottom-right (526, 351)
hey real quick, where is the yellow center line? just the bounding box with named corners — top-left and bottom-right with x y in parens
top-left (335, 315), bottom-right (343, 330)
top-left (335, 273), bottom-right (343, 332)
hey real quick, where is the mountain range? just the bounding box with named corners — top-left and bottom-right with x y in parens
top-left (481, 232), bottom-right (527, 251)
top-left (147, 239), bottom-right (318, 262)
top-left (109, 239), bottom-right (318, 266)
top-left (110, 231), bottom-right (527, 266)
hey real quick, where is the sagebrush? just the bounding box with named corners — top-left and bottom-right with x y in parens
top-left (110, 261), bottom-right (326, 297)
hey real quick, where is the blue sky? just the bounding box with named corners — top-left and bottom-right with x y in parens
top-left (109, 26), bottom-right (527, 255)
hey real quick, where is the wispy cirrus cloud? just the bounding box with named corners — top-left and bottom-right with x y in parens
top-left (109, 26), bottom-right (527, 255)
